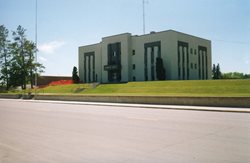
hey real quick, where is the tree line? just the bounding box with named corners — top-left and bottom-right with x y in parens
top-left (212, 63), bottom-right (250, 79)
top-left (0, 25), bottom-right (44, 90)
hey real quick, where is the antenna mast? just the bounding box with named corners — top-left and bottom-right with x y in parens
top-left (35, 0), bottom-right (38, 87)
top-left (142, 0), bottom-right (145, 34)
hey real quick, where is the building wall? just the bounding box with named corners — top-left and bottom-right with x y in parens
top-left (79, 43), bottom-right (101, 83)
top-left (78, 30), bottom-right (212, 83)
top-left (101, 33), bottom-right (131, 83)
top-left (131, 31), bottom-right (175, 81)
top-left (169, 30), bottom-right (212, 80)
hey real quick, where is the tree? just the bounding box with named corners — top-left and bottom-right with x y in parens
top-left (72, 66), bottom-right (80, 83)
top-left (244, 74), bottom-right (250, 79)
top-left (10, 25), bottom-right (44, 89)
top-left (0, 25), bottom-right (45, 90)
top-left (222, 72), bottom-right (249, 79)
top-left (156, 57), bottom-right (166, 80)
top-left (0, 25), bottom-right (11, 89)
top-left (24, 40), bottom-right (44, 88)
top-left (212, 63), bottom-right (222, 79)
top-left (11, 25), bottom-right (28, 89)
top-left (216, 64), bottom-right (222, 79)
top-left (212, 64), bottom-right (216, 79)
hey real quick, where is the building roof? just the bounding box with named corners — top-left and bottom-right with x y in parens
top-left (79, 29), bottom-right (211, 48)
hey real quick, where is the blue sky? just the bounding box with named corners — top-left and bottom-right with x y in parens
top-left (1, 0), bottom-right (250, 75)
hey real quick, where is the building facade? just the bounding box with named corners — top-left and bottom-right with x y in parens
top-left (79, 30), bottom-right (212, 83)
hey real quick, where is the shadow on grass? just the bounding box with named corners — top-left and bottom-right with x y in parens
top-left (73, 88), bottom-right (85, 93)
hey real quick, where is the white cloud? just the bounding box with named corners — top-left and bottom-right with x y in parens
top-left (38, 41), bottom-right (66, 54)
top-left (39, 56), bottom-right (47, 62)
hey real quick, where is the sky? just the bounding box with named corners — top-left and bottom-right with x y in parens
top-left (1, 0), bottom-right (250, 76)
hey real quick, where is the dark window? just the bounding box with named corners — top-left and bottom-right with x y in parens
top-left (107, 42), bottom-right (121, 82)
top-left (194, 49), bottom-right (197, 55)
top-left (190, 48), bottom-right (193, 54)
top-left (84, 52), bottom-right (95, 83)
top-left (144, 41), bottom-right (161, 81)
top-left (198, 46), bottom-right (208, 80)
top-left (132, 64), bottom-right (136, 70)
top-left (198, 52), bottom-right (201, 79)
top-left (132, 50), bottom-right (135, 55)
top-left (195, 63), bottom-right (197, 69)
top-left (133, 76), bottom-right (136, 81)
top-left (177, 41), bottom-right (189, 80)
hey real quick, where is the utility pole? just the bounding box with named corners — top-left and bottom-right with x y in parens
top-left (35, 0), bottom-right (38, 87)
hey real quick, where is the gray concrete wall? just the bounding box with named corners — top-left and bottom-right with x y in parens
top-left (0, 94), bottom-right (22, 99)
top-left (1, 93), bottom-right (249, 108)
top-left (34, 95), bottom-right (250, 108)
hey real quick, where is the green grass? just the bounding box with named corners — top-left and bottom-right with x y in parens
top-left (34, 84), bottom-right (92, 94)
top-left (82, 80), bottom-right (250, 97)
top-left (1, 80), bottom-right (250, 97)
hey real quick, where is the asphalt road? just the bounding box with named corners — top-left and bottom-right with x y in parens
top-left (0, 100), bottom-right (249, 163)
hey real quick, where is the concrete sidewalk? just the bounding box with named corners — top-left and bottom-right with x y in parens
top-left (3, 99), bottom-right (250, 113)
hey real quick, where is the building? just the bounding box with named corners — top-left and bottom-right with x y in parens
top-left (78, 30), bottom-right (211, 83)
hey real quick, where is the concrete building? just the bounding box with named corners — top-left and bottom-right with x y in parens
top-left (79, 30), bottom-right (211, 83)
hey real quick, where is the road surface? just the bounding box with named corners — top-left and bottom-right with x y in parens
top-left (0, 99), bottom-right (249, 162)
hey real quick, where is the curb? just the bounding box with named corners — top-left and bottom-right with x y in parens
top-left (5, 99), bottom-right (250, 113)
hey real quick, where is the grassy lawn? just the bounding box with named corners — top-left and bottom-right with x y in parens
top-left (83, 80), bottom-right (250, 97)
top-left (31, 79), bottom-right (250, 97)
top-left (1, 80), bottom-right (250, 97)
top-left (34, 84), bottom-right (92, 94)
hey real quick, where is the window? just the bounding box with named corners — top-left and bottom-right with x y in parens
top-left (194, 49), bottom-right (197, 55)
top-left (194, 63), bottom-right (197, 69)
top-left (133, 76), bottom-right (136, 81)
top-left (132, 64), bottom-right (136, 70)
top-left (190, 48), bottom-right (193, 54)
top-left (132, 50), bottom-right (135, 55)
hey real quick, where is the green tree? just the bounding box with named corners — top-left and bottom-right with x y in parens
top-left (72, 66), bottom-right (80, 83)
top-left (11, 25), bottom-right (28, 89)
top-left (9, 25), bottom-right (44, 89)
top-left (244, 74), bottom-right (250, 79)
top-left (212, 64), bottom-right (216, 79)
top-left (1, 25), bottom-right (44, 90)
top-left (8, 61), bottom-right (23, 87)
top-left (216, 64), bottom-right (222, 79)
top-left (212, 63), bottom-right (222, 79)
top-left (222, 72), bottom-right (248, 79)
top-left (24, 40), bottom-right (44, 88)
top-left (156, 57), bottom-right (166, 80)
top-left (0, 25), bottom-right (11, 89)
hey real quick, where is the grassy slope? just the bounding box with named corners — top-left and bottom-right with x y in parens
top-left (35, 84), bottom-right (92, 94)
top-left (36, 80), bottom-right (250, 97)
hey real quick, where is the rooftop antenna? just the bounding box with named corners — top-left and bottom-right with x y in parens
top-left (142, 0), bottom-right (149, 34)
top-left (142, 0), bottom-right (145, 34)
